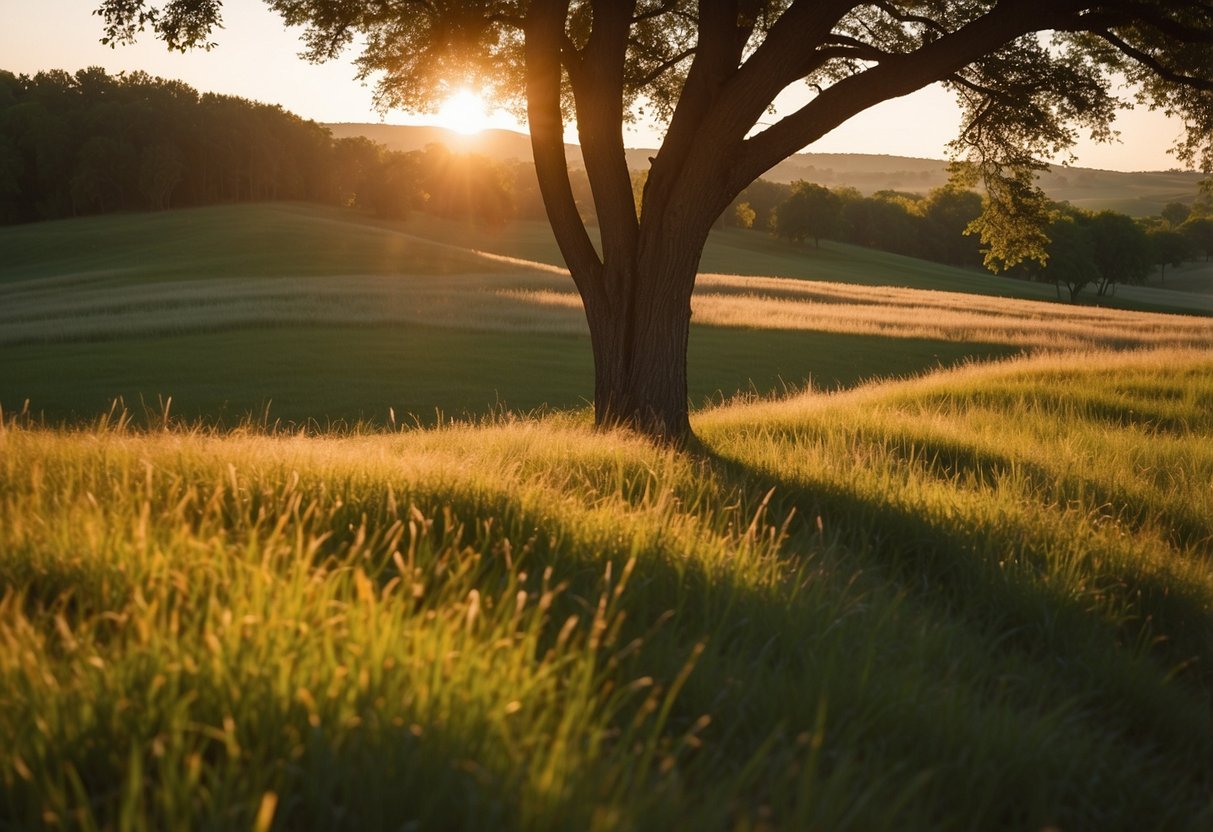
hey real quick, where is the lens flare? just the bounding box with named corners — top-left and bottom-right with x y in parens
top-left (436, 90), bottom-right (488, 135)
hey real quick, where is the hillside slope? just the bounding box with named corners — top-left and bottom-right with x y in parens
top-left (3, 349), bottom-right (1211, 829)
top-left (3, 203), bottom-right (1211, 425)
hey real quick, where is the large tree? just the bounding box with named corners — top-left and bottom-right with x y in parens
top-left (95, 1), bottom-right (1213, 442)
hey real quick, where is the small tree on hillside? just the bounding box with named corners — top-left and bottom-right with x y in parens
top-left (96, 1), bottom-right (1213, 443)
top-left (1181, 216), bottom-right (1213, 262)
top-left (733, 201), bottom-right (756, 229)
top-left (1160, 200), bottom-right (1191, 228)
top-left (774, 180), bottom-right (840, 247)
top-left (1041, 215), bottom-right (1099, 302)
top-left (1088, 211), bottom-right (1152, 296)
top-left (725, 179), bottom-right (791, 232)
top-left (922, 186), bottom-right (984, 267)
top-left (1147, 227), bottom-right (1193, 282)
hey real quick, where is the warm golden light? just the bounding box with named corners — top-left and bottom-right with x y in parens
top-left (435, 90), bottom-right (489, 135)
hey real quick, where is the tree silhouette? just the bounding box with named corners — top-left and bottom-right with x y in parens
top-left (1088, 210), bottom-right (1152, 296)
top-left (1181, 216), bottom-right (1213, 262)
top-left (1147, 227), bottom-right (1193, 282)
top-left (95, 1), bottom-right (1213, 442)
top-left (1041, 214), bottom-right (1099, 302)
top-left (1160, 201), bottom-right (1191, 228)
top-left (774, 180), bottom-right (839, 247)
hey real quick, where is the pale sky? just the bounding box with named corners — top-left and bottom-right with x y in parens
top-left (0, 0), bottom-right (1194, 172)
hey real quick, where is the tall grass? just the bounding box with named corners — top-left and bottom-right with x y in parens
top-left (2, 348), bottom-right (1211, 829)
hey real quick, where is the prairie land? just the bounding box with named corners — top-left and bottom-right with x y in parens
top-left (3, 203), bottom-right (1213, 829)
top-left (2, 203), bottom-right (1210, 425)
top-left (2, 349), bottom-right (1212, 829)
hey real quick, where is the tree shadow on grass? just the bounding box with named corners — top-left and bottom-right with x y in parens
top-left (11, 434), bottom-right (1213, 830)
top-left (695, 433), bottom-right (1213, 760)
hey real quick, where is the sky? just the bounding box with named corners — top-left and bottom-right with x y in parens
top-left (0, 0), bottom-right (1194, 172)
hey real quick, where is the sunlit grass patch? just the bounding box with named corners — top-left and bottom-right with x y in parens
top-left (2, 349), bottom-right (1212, 829)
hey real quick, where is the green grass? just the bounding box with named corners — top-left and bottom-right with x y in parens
top-left (0, 204), bottom-right (512, 286)
top-left (2, 348), bottom-right (1211, 829)
top-left (3, 203), bottom-right (1208, 427)
top-left (0, 324), bottom-right (1014, 426)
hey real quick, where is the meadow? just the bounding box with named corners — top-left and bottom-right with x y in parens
top-left (2, 348), bottom-right (1211, 829)
top-left (2, 203), bottom-right (1210, 425)
top-left (3, 203), bottom-right (1213, 829)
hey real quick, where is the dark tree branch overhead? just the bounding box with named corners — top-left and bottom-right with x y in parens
top-left (95, 0), bottom-right (1213, 442)
top-left (1093, 29), bottom-right (1213, 92)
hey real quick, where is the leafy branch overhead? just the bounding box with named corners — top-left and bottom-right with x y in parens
top-left (94, 1), bottom-right (1213, 441)
top-left (97, 2), bottom-right (1213, 264)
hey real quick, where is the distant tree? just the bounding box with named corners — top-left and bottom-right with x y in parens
top-left (842, 192), bottom-right (922, 256)
top-left (419, 144), bottom-right (516, 227)
top-left (96, 1), bottom-right (1213, 441)
top-left (365, 150), bottom-right (425, 220)
top-left (510, 161), bottom-right (548, 220)
top-left (0, 67), bottom-right (360, 221)
top-left (722, 179), bottom-right (790, 231)
top-left (1041, 215), bottom-right (1099, 302)
top-left (1087, 211), bottom-right (1152, 296)
top-left (1160, 201), bottom-right (1191, 228)
top-left (775, 181), bottom-right (840, 246)
top-left (1146, 227), bottom-right (1193, 282)
top-left (138, 143), bottom-right (183, 210)
top-left (733, 201), bottom-right (756, 230)
top-left (0, 134), bottom-right (23, 223)
top-left (922, 186), bottom-right (984, 267)
top-left (331, 136), bottom-right (383, 208)
top-left (71, 135), bottom-right (136, 214)
top-left (1180, 216), bottom-right (1213, 262)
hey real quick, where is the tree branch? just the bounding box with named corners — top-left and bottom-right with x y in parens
top-left (731, 0), bottom-right (1052, 192)
top-left (1092, 29), bottom-right (1213, 92)
top-left (641, 1), bottom-right (746, 224)
top-left (631, 0), bottom-right (678, 25)
top-left (524, 0), bottom-right (604, 300)
top-left (633, 47), bottom-right (697, 87)
top-left (574, 0), bottom-right (641, 285)
top-left (871, 0), bottom-right (948, 34)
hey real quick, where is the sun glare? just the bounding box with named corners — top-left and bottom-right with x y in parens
top-left (436, 90), bottom-right (489, 135)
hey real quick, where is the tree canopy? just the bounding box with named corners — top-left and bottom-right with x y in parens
top-left (94, 1), bottom-right (1213, 442)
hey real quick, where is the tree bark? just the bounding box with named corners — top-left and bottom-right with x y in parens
top-left (584, 242), bottom-right (699, 443)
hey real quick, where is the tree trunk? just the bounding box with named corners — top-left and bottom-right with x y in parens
top-left (582, 241), bottom-right (699, 444)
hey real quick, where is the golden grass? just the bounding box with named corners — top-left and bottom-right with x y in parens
top-left (8, 262), bottom-right (1212, 354)
top-left (514, 275), bottom-right (1213, 350)
top-left (3, 348), bottom-right (1212, 829)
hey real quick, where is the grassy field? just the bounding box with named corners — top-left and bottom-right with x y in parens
top-left (3, 203), bottom-right (1210, 426)
top-left (2, 348), bottom-right (1211, 829)
top-left (4, 203), bottom-right (1213, 828)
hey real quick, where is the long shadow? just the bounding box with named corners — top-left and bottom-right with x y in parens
top-left (694, 435), bottom-right (1213, 742)
top-left (14, 434), bottom-right (1213, 829)
top-left (782, 419), bottom-right (1213, 557)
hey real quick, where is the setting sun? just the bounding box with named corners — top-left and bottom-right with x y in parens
top-left (435, 89), bottom-right (489, 134)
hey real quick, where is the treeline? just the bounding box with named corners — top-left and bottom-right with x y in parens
top-left (1025, 202), bottom-right (1213, 300)
top-left (724, 181), bottom-right (986, 267)
top-left (0, 68), bottom-right (336, 222)
top-left (5, 67), bottom-right (1210, 303)
top-left (0, 67), bottom-right (557, 227)
top-left (722, 177), bottom-right (1213, 301)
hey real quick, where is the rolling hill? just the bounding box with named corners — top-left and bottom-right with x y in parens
top-left (3, 203), bottom-right (1211, 426)
top-left (3, 348), bottom-right (1212, 829)
top-left (3, 193), bottom-right (1213, 831)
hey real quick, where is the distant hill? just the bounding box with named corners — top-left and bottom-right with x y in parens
top-left (327, 122), bottom-right (1207, 217)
